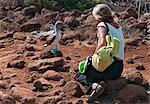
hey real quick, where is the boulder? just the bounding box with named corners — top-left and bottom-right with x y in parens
top-left (69, 9), bottom-right (81, 17)
top-left (117, 84), bottom-right (147, 103)
top-left (125, 37), bottom-right (142, 46)
top-left (22, 6), bottom-right (37, 18)
top-left (26, 37), bottom-right (37, 44)
top-left (25, 52), bottom-right (34, 57)
top-left (41, 8), bottom-right (50, 15)
top-left (0, 91), bottom-right (16, 104)
top-left (64, 16), bottom-right (79, 28)
top-left (25, 44), bottom-right (36, 51)
top-left (7, 60), bottom-right (26, 69)
top-left (0, 80), bottom-right (7, 89)
top-left (135, 64), bottom-right (145, 70)
top-left (0, 0), bottom-right (23, 9)
top-left (27, 57), bottom-right (65, 72)
top-left (14, 14), bottom-right (27, 24)
top-left (43, 96), bottom-right (62, 104)
top-left (13, 32), bottom-right (26, 41)
top-left (129, 21), bottom-right (147, 30)
top-left (9, 87), bottom-right (36, 104)
top-left (0, 31), bottom-right (14, 40)
top-left (62, 81), bottom-right (84, 97)
top-left (43, 70), bottom-right (63, 81)
top-left (0, 20), bottom-right (20, 32)
top-left (0, 41), bottom-right (5, 48)
top-left (33, 78), bottom-right (52, 91)
top-left (38, 12), bottom-right (58, 25)
top-left (84, 15), bottom-right (96, 25)
top-left (75, 99), bottom-right (83, 104)
top-left (40, 49), bottom-right (63, 59)
top-left (20, 21), bottom-right (41, 32)
top-left (121, 7), bottom-right (138, 19)
top-left (124, 70), bottom-right (143, 85)
top-left (105, 77), bottom-right (127, 93)
top-left (57, 100), bottom-right (73, 104)
top-left (25, 74), bottom-right (36, 83)
top-left (0, 72), bottom-right (3, 80)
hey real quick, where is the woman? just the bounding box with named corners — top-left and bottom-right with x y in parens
top-left (75, 4), bottom-right (124, 103)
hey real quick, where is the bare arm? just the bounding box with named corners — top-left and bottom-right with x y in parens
top-left (94, 27), bottom-right (107, 54)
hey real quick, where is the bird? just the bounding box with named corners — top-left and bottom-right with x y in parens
top-left (31, 21), bottom-right (65, 48)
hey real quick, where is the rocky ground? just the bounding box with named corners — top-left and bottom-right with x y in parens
top-left (0, 1), bottom-right (150, 104)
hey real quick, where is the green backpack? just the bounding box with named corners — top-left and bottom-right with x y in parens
top-left (92, 23), bottom-right (120, 72)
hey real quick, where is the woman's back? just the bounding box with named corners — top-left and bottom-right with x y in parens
top-left (97, 22), bottom-right (124, 60)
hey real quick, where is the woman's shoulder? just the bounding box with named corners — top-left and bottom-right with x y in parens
top-left (97, 22), bottom-right (106, 28)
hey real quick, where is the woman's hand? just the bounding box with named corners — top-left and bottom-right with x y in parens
top-left (94, 26), bottom-right (107, 54)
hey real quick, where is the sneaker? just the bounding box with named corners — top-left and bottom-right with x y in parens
top-left (87, 84), bottom-right (104, 103)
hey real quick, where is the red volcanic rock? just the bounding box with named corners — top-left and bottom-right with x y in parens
top-left (43, 70), bottom-right (63, 81)
top-left (117, 84), bottom-right (147, 103)
top-left (9, 87), bottom-right (36, 104)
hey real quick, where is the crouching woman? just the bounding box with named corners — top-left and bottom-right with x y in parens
top-left (75, 4), bottom-right (125, 103)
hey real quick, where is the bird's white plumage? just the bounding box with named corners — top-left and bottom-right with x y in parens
top-left (31, 21), bottom-right (63, 48)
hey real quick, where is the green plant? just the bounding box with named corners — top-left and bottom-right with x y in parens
top-left (23, 0), bottom-right (102, 11)
top-left (63, 0), bottom-right (101, 11)
top-left (41, 0), bottom-right (57, 8)
top-left (24, 0), bottom-right (42, 7)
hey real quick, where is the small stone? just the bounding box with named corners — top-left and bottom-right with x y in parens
top-left (0, 72), bottom-right (3, 80)
top-left (59, 79), bottom-right (66, 86)
top-left (126, 57), bottom-right (134, 64)
top-left (0, 42), bottom-right (5, 48)
top-left (0, 81), bottom-right (7, 89)
top-left (25, 75), bottom-right (36, 83)
top-left (31, 56), bottom-right (39, 60)
top-left (27, 38), bottom-right (37, 44)
top-left (76, 99), bottom-right (83, 104)
top-left (132, 55), bottom-right (144, 60)
top-left (147, 52), bottom-right (150, 57)
top-left (13, 32), bottom-right (26, 41)
top-left (135, 64), bottom-right (145, 70)
top-left (9, 73), bottom-right (17, 78)
top-left (32, 87), bottom-right (37, 92)
top-left (25, 52), bottom-right (34, 56)
top-left (142, 80), bottom-right (150, 90)
top-left (66, 56), bottom-right (71, 60)
top-left (42, 86), bottom-right (49, 91)
top-left (25, 45), bottom-right (36, 51)
top-left (58, 100), bottom-right (73, 104)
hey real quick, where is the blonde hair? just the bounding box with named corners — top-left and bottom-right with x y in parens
top-left (92, 4), bottom-right (112, 20)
